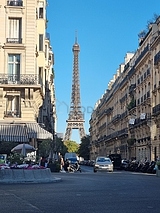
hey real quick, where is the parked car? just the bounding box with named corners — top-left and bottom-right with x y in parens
top-left (93, 156), bottom-right (113, 172)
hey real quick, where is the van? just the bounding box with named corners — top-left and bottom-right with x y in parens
top-left (64, 152), bottom-right (78, 165)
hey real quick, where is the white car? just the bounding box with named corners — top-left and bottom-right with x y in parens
top-left (94, 156), bottom-right (113, 172)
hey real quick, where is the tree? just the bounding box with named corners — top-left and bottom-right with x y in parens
top-left (38, 139), bottom-right (52, 158)
top-left (0, 141), bottom-right (19, 155)
top-left (78, 135), bottom-right (90, 160)
top-left (38, 137), bottom-right (68, 158)
top-left (63, 140), bottom-right (79, 154)
top-left (56, 137), bottom-right (67, 156)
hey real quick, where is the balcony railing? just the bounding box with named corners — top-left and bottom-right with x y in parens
top-left (154, 51), bottom-right (160, 65)
top-left (120, 94), bottom-right (127, 103)
top-left (0, 74), bottom-right (39, 85)
top-left (133, 113), bottom-right (151, 127)
top-left (147, 91), bottom-right (150, 98)
top-left (7, 0), bottom-right (23, 6)
top-left (112, 114), bottom-right (121, 123)
top-left (129, 84), bottom-right (136, 94)
top-left (118, 128), bottom-right (128, 137)
top-left (6, 38), bottom-right (22, 44)
top-left (135, 44), bottom-right (149, 65)
top-left (4, 110), bottom-right (20, 118)
top-left (105, 107), bottom-right (113, 115)
top-left (153, 104), bottom-right (160, 115)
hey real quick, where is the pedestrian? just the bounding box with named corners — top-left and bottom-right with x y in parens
top-left (63, 158), bottom-right (70, 172)
top-left (40, 156), bottom-right (46, 167)
top-left (59, 155), bottom-right (64, 171)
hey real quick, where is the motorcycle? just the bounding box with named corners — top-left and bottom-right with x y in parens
top-left (69, 163), bottom-right (82, 172)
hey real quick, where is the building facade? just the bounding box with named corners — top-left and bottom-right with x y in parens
top-left (89, 16), bottom-right (160, 162)
top-left (0, 0), bottom-right (55, 149)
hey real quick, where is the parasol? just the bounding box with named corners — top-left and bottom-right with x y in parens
top-left (11, 143), bottom-right (36, 157)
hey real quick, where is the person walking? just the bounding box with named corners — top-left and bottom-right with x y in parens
top-left (63, 158), bottom-right (70, 172)
top-left (40, 156), bottom-right (46, 167)
top-left (60, 155), bottom-right (64, 171)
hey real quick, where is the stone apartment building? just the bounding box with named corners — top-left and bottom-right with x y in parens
top-left (0, 0), bottom-right (55, 150)
top-left (89, 16), bottom-right (160, 162)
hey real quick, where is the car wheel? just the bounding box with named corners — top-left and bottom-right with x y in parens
top-left (94, 169), bottom-right (97, 173)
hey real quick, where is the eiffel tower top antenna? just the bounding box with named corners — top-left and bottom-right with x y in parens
top-left (64, 34), bottom-right (86, 141)
top-left (75, 30), bottom-right (78, 43)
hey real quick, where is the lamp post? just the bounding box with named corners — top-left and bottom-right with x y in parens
top-left (49, 116), bottom-right (54, 161)
top-left (52, 115), bottom-right (58, 161)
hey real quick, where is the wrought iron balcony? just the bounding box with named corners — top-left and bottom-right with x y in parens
top-left (117, 128), bottom-right (128, 137)
top-left (6, 38), bottom-right (22, 44)
top-left (132, 113), bottom-right (151, 127)
top-left (120, 94), bottom-right (127, 103)
top-left (147, 91), bottom-right (150, 98)
top-left (98, 123), bottom-right (106, 132)
top-left (112, 114), bottom-right (121, 124)
top-left (7, 0), bottom-right (23, 6)
top-left (129, 84), bottom-right (136, 95)
top-left (147, 68), bottom-right (150, 76)
top-left (0, 74), bottom-right (39, 85)
top-left (127, 98), bottom-right (136, 111)
top-left (4, 110), bottom-right (21, 118)
top-left (135, 44), bottom-right (149, 65)
top-left (105, 107), bottom-right (113, 115)
top-left (154, 51), bottom-right (160, 65)
top-left (121, 111), bottom-right (128, 119)
top-left (153, 104), bottom-right (160, 116)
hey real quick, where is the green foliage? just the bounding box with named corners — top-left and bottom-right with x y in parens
top-left (48, 161), bottom-right (61, 172)
top-left (39, 139), bottom-right (52, 157)
top-left (78, 135), bottom-right (90, 160)
top-left (55, 137), bottom-right (67, 156)
top-left (38, 137), bottom-right (68, 158)
top-left (127, 138), bottom-right (135, 146)
top-left (127, 98), bottom-right (135, 111)
top-left (7, 152), bottom-right (23, 164)
top-left (64, 140), bottom-right (79, 153)
top-left (0, 141), bottom-right (19, 155)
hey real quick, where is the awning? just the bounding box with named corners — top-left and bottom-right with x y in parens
top-left (26, 123), bottom-right (53, 140)
top-left (0, 123), bottom-right (53, 142)
top-left (0, 124), bottom-right (29, 142)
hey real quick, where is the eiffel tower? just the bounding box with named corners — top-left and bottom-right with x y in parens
top-left (64, 36), bottom-right (86, 141)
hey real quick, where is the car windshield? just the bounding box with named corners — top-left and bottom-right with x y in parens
top-left (97, 158), bottom-right (110, 163)
top-left (68, 158), bottom-right (77, 162)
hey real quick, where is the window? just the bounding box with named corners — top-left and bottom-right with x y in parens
top-left (45, 45), bottom-right (47, 59)
top-left (5, 95), bottom-right (20, 118)
top-left (38, 2), bottom-right (44, 18)
top-left (39, 67), bottom-right (43, 84)
top-left (7, 18), bottom-right (22, 43)
top-left (8, 54), bottom-right (20, 83)
top-left (39, 8), bottom-right (44, 18)
top-left (39, 34), bottom-right (43, 51)
top-left (7, 0), bottom-right (23, 6)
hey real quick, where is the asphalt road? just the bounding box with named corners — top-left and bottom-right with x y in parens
top-left (0, 168), bottom-right (160, 213)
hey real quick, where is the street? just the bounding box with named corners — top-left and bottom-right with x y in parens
top-left (0, 168), bottom-right (160, 213)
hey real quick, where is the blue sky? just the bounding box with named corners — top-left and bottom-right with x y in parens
top-left (47, 0), bottom-right (159, 143)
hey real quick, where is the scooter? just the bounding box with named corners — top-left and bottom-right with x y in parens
top-left (69, 163), bottom-right (82, 172)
